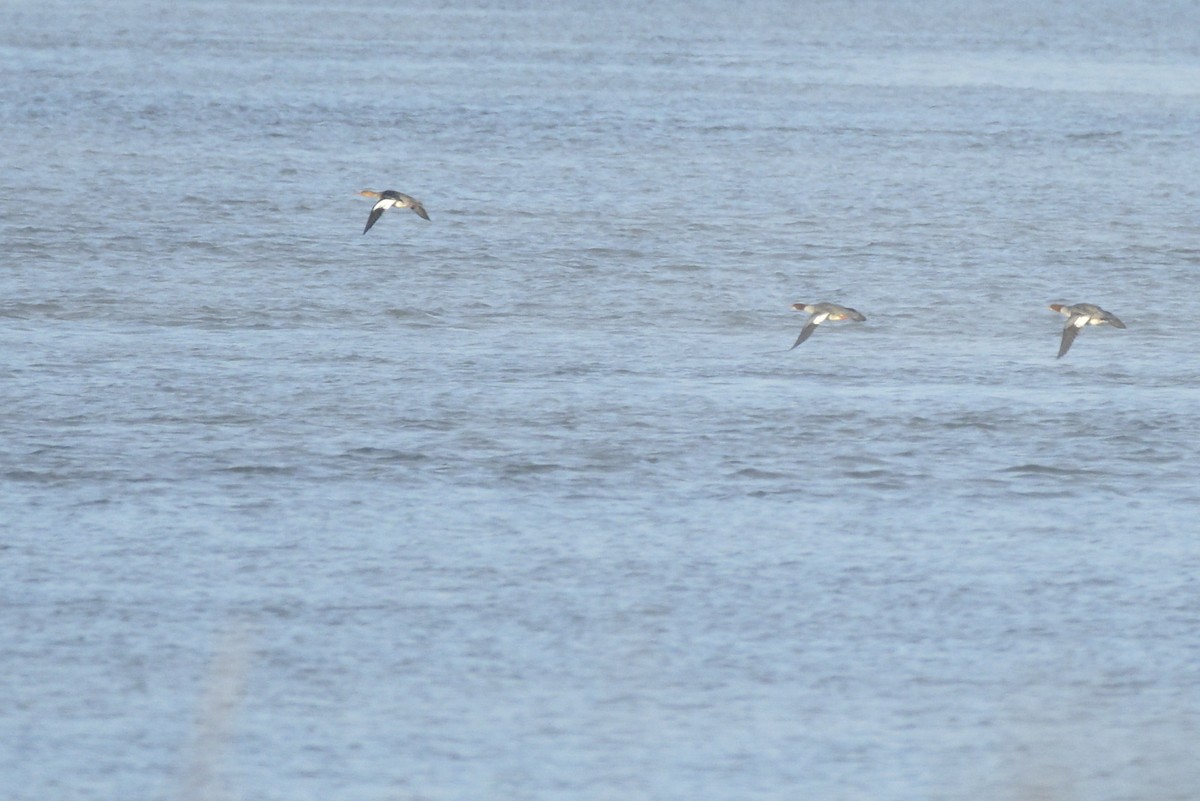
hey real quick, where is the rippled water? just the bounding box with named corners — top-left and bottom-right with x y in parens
top-left (3, 1), bottom-right (1200, 799)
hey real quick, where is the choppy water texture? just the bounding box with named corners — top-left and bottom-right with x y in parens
top-left (3, 1), bottom-right (1200, 799)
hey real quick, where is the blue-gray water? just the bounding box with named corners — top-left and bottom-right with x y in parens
top-left (3, 1), bottom-right (1200, 799)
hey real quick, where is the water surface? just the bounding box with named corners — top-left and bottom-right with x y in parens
top-left (3, 1), bottom-right (1200, 799)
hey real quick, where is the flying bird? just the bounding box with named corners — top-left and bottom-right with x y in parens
top-left (359, 189), bottom-right (430, 234)
top-left (790, 302), bottom-right (866, 349)
top-left (1048, 302), bottom-right (1126, 358)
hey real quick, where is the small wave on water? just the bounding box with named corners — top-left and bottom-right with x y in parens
top-left (341, 446), bottom-right (430, 464)
top-left (0, 300), bottom-right (66, 319)
top-left (728, 467), bottom-right (791, 480)
top-left (216, 464), bottom-right (301, 477)
top-left (1000, 463), bottom-right (1105, 477)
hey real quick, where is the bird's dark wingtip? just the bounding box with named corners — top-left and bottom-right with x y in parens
top-left (791, 325), bottom-right (816, 349)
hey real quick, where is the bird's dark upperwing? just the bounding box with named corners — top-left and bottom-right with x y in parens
top-left (363, 207), bottom-right (385, 234)
top-left (790, 321), bottom-right (818, 350)
top-left (1057, 322), bottom-right (1081, 358)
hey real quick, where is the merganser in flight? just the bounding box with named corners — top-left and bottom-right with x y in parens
top-left (359, 189), bottom-right (430, 234)
top-left (790, 302), bottom-right (866, 349)
top-left (1048, 302), bottom-right (1126, 358)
